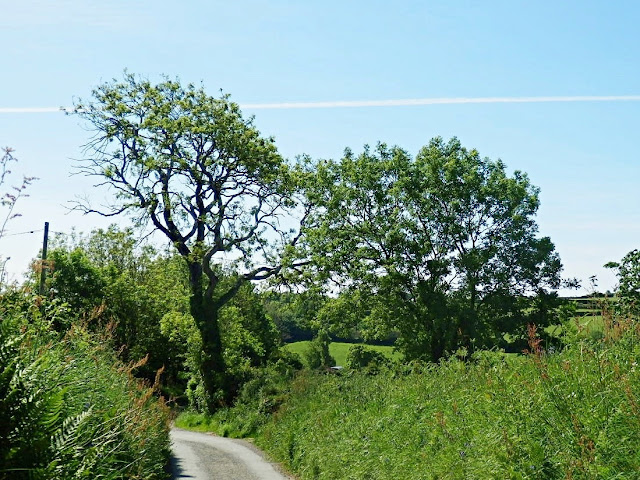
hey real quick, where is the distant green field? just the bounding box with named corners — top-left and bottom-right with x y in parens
top-left (542, 296), bottom-right (613, 340)
top-left (284, 341), bottom-right (401, 367)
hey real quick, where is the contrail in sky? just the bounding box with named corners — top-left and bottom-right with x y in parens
top-left (2, 95), bottom-right (640, 113)
top-left (0, 107), bottom-right (65, 113)
top-left (241, 95), bottom-right (640, 109)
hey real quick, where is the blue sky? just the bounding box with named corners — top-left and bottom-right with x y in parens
top-left (1, 0), bottom-right (639, 293)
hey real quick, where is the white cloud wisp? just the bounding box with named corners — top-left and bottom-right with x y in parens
top-left (0, 107), bottom-right (64, 113)
top-left (2, 95), bottom-right (640, 113)
top-left (240, 95), bottom-right (640, 109)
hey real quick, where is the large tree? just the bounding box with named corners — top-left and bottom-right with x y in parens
top-left (71, 74), bottom-right (306, 409)
top-left (300, 138), bottom-right (564, 360)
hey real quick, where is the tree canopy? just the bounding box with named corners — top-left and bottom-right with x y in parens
top-left (72, 74), bottom-right (307, 409)
top-left (70, 73), bottom-right (568, 404)
top-left (299, 138), bottom-right (564, 360)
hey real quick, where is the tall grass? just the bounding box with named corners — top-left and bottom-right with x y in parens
top-left (248, 319), bottom-right (640, 478)
top-left (0, 302), bottom-right (170, 480)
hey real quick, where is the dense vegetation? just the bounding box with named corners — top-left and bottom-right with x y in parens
top-left (5, 74), bottom-right (640, 478)
top-left (0, 296), bottom-right (170, 479)
top-left (179, 318), bottom-right (640, 479)
top-left (2, 149), bottom-right (170, 479)
top-left (66, 74), bottom-right (573, 409)
top-left (42, 226), bottom-right (285, 411)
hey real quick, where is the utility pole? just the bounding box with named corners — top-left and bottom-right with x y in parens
top-left (39, 221), bottom-right (49, 296)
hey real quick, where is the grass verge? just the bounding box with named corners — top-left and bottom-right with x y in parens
top-left (0, 306), bottom-right (170, 479)
top-left (179, 319), bottom-right (640, 479)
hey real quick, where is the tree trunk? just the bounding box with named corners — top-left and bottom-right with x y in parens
top-left (188, 262), bottom-right (228, 412)
top-left (457, 276), bottom-right (479, 352)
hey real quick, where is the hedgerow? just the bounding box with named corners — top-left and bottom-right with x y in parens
top-left (0, 298), bottom-right (170, 480)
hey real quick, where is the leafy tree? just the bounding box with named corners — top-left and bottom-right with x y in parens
top-left (299, 138), bottom-right (563, 361)
top-left (46, 247), bottom-right (106, 322)
top-left (606, 249), bottom-right (640, 316)
top-left (71, 74), bottom-right (307, 409)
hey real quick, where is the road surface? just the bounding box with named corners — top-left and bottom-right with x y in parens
top-left (170, 428), bottom-right (293, 480)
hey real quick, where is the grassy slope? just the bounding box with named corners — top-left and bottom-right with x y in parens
top-left (284, 341), bottom-right (401, 367)
top-left (177, 318), bottom-right (640, 479)
top-left (259, 326), bottom-right (640, 479)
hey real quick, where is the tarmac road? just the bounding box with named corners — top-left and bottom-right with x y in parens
top-left (170, 428), bottom-right (293, 480)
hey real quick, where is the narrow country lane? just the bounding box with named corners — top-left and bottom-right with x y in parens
top-left (170, 428), bottom-right (293, 480)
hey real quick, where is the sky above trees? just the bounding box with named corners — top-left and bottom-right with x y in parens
top-left (1, 0), bottom-right (639, 293)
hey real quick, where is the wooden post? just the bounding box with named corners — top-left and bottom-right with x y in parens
top-left (39, 222), bottom-right (49, 295)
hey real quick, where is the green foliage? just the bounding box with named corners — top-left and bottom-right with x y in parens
top-left (345, 344), bottom-right (391, 372)
top-left (39, 224), bottom-right (291, 410)
top-left (160, 310), bottom-right (205, 409)
top-left (176, 351), bottom-right (303, 438)
top-left (161, 281), bottom-right (282, 410)
top-left (46, 248), bottom-right (106, 317)
top-left (43, 227), bottom-right (190, 395)
top-left (299, 138), bottom-right (564, 361)
top-left (0, 298), bottom-right (170, 479)
top-left (607, 249), bottom-right (640, 316)
top-left (221, 283), bottom-right (281, 374)
top-left (72, 73), bottom-right (308, 410)
top-left (304, 330), bottom-right (335, 370)
top-left (254, 321), bottom-right (640, 479)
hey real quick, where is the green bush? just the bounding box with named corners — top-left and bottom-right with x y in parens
top-left (304, 330), bottom-right (335, 370)
top-left (176, 349), bottom-right (303, 438)
top-left (0, 301), bottom-right (170, 479)
top-left (345, 344), bottom-right (390, 372)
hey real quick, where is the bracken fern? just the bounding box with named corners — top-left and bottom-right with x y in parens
top-left (0, 303), bottom-right (170, 480)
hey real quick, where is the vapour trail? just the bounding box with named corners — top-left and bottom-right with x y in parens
top-left (2, 95), bottom-right (640, 113)
top-left (0, 107), bottom-right (64, 113)
top-left (241, 95), bottom-right (640, 109)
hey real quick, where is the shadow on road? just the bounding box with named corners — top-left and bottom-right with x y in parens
top-left (170, 454), bottom-right (195, 479)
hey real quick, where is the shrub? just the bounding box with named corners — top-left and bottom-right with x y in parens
top-left (304, 330), bottom-right (335, 369)
top-left (0, 301), bottom-right (170, 479)
top-left (345, 344), bottom-right (390, 372)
